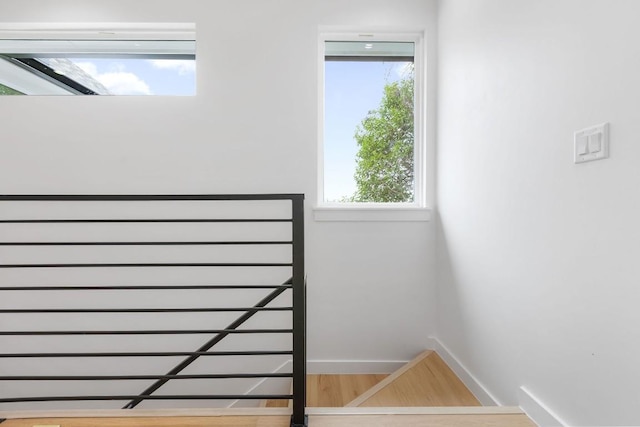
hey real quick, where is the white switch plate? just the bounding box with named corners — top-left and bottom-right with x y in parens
top-left (574, 123), bottom-right (609, 164)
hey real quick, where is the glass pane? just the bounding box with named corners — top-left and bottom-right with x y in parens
top-left (39, 57), bottom-right (196, 96)
top-left (0, 31), bottom-right (195, 96)
top-left (0, 82), bottom-right (23, 95)
top-left (324, 54), bottom-right (415, 203)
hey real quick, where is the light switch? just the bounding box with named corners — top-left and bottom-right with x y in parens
top-left (577, 135), bottom-right (589, 155)
top-left (574, 123), bottom-right (609, 164)
top-left (588, 133), bottom-right (602, 153)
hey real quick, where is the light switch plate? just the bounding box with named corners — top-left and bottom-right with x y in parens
top-left (574, 123), bottom-right (609, 164)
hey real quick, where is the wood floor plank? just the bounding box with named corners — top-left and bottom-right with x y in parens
top-left (310, 414), bottom-right (536, 426)
top-left (0, 414), bottom-right (536, 427)
top-left (357, 352), bottom-right (481, 407)
top-left (345, 351), bottom-right (432, 407)
top-left (264, 380), bottom-right (293, 408)
top-left (264, 399), bottom-right (289, 408)
top-left (0, 416), bottom-right (289, 427)
top-left (306, 374), bottom-right (388, 407)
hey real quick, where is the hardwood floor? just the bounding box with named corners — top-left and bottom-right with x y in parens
top-left (310, 414), bottom-right (535, 427)
top-left (306, 374), bottom-right (389, 407)
top-left (0, 350), bottom-right (533, 426)
top-left (299, 351), bottom-right (480, 408)
top-left (348, 350), bottom-right (480, 407)
top-left (1, 416), bottom-right (289, 427)
top-left (0, 413), bottom-right (535, 427)
top-left (265, 374), bottom-right (388, 407)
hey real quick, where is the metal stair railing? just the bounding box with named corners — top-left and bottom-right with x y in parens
top-left (0, 194), bottom-right (307, 427)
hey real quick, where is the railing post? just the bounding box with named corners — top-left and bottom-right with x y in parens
top-left (290, 194), bottom-right (307, 427)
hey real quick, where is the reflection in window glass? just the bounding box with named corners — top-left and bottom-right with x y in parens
top-left (0, 82), bottom-right (22, 95)
top-left (0, 29), bottom-right (196, 96)
top-left (38, 58), bottom-right (195, 95)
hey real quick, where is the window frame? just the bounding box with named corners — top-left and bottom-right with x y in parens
top-left (0, 23), bottom-right (195, 96)
top-left (316, 31), bottom-right (428, 220)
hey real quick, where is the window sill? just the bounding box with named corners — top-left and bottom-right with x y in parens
top-left (313, 205), bottom-right (431, 222)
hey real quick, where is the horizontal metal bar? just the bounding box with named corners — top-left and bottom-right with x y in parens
top-left (0, 194), bottom-right (303, 201)
top-left (0, 329), bottom-right (293, 336)
top-left (0, 241), bottom-right (293, 246)
top-left (0, 263), bottom-right (293, 268)
top-left (125, 279), bottom-right (293, 410)
top-left (0, 394), bottom-right (293, 403)
top-left (0, 373), bottom-right (293, 381)
top-left (0, 350), bottom-right (293, 358)
top-left (0, 307), bottom-right (292, 314)
top-left (0, 284), bottom-right (293, 291)
top-left (0, 219), bottom-right (291, 224)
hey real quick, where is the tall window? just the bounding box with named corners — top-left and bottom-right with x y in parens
top-left (320, 34), bottom-right (423, 205)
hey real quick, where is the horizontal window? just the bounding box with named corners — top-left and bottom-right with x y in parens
top-left (0, 24), bottom-right (195, 96)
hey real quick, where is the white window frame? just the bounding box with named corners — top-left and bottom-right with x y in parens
top-left (315, 31), bottom-right (429, 222)
top-left (0, 23), bottom-right (195, 96)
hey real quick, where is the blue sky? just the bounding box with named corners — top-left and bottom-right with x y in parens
top-left (71, 58), bottom-right (196, 96)
top-left (324, 60), bottom-right (411, 202)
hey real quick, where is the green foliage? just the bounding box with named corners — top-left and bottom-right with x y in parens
top-left (352, 74), bottom-right (414, 202)
top-left (0, 83), bottom-right (23, 95)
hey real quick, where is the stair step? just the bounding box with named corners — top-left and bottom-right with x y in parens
top-left (263, 374), bottom-right (388, 407)
top-left (263, 379), bottom-right (293, 408)
top-left (346, 350), bottom-right (481, 407)
top-left (264, 349), bottom-right (479, 408)
top-left (0, 407), bottom-right (536, 427)
top-left (307, 374), bottom-right (389, 407)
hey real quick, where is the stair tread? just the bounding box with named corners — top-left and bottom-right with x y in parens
top-left (349, 351), bottom-right (481, 407)
top-left (307, 374), bottom-right (389, 407)
top-left (267, 349), bottom-right (483, 409)
top-left (0, 413), bottom-right (536, 427)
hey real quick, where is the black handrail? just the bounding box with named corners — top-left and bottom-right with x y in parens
top-left (0, 194), bottom-right (307, 427)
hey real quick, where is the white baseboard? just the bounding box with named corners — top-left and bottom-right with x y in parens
top-left (307, 359), bottom-right (407, 374)
top-left (518, 386), bottom-right (567, 427)
top-left (426, 337), bottom-right (500, 406)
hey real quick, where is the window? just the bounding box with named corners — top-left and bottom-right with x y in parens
top-left (319, 33), bottom-right (425, 209)
top-left (0, 24), bottom-right (195, 95)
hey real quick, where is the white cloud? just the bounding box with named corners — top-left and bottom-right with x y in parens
top-left (74, 61), bottom-right (151, 95)
top-left (98, 72), bottom-right (151, 95)
top-left (149, 59), bottom-right (196, 76)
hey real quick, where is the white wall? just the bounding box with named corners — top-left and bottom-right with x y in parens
top-left (0, 0), bottom-right (437, 382)
top-left (437, 1), bottom-right (640, 425)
